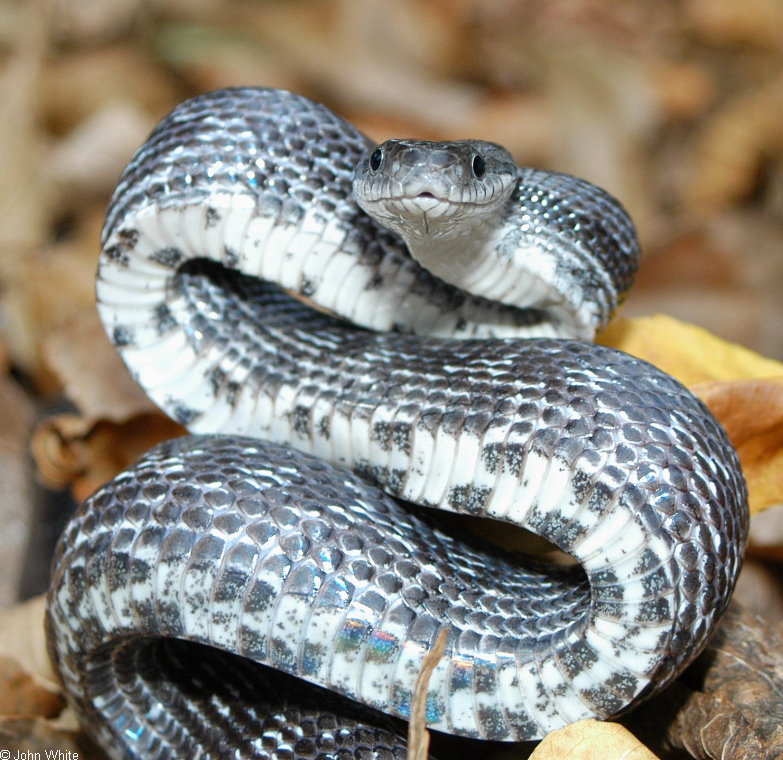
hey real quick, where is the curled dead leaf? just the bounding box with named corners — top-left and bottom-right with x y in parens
top-left (32, 413), bottom-right (185, 502)
top-left (530, 719), bottom-right (660, 760)
top-left (627, 681), bottom-right (766, 760)
top-left (42, 310), bottom-right (156, 424)
top-left (686, 602), bottom-right (783, 753)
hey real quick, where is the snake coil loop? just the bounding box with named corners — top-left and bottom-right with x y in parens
top-left (46, 88), bottom-right (748, 758)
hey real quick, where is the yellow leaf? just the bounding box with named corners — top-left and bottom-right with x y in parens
top-left (598, 314), bottom-right (783, 386)
top-left (529, 719), bottom-right (660, 760)
top-left (599, 314), bottom-right (783, 514)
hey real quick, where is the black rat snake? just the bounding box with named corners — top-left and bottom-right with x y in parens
top-left (45, 87), bottom-right (748, 758)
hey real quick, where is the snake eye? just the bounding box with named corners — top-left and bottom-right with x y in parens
top-left (369, 147), bottom-right (384, 173)
top-left (471, 154), bottom-right (486, 180)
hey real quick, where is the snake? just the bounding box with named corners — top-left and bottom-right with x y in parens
top-left (45, 87), bottom-right (748, 758)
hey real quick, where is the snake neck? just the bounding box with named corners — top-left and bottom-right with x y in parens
top-left (395, 202), bottom-right (510, 284)
top-left (392, 198), bottom-right (594, 336)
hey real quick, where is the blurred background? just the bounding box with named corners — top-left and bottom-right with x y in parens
top-left (1, 0), bottom-right (782, 609)
top-left (0, 1), bottom-right (781, 756)
top-left (2, 0), bottom-right (783, 616)
top-left (4, 0), bottom-right (783, 366)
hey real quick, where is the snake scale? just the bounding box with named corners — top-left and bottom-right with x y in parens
top-left (46, 87), bottom-right (748, 758)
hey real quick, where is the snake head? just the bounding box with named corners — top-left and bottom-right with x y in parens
top-left (352, 139), bottom-right (518, 244)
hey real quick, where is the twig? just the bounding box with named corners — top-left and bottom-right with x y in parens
top-left (407, 627), bottom-right (449, 760)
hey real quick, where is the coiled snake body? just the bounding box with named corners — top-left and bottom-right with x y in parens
top-left (46, 88), bottom-right (748, 758)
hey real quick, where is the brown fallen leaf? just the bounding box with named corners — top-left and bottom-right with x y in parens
top-left (42, 309), bottom-right (156, 424)
top-left (648, 59), bottom-right (715, 121)
top-left (733, 559), bottom-right (783, 627)
top-left (0, 370), bottom-right (35, 607)
top-left (31, 413), bottom-right (185, 502)
top-left (627, 681), bottom-right (767, 760)
top-left (4, 222), bottom-right (103, 389)
top-left (50, 0), bottom-right (142, 44)
top-left (153, 21), bottom-right (301, 95)
top-left (40, 44), bottom-right (179, 133)
top-left (685, 0), bottom-right (783, 47)
top-left (0, 656), bottom-right (63, 719)
top-left (623, 601), bottom-right (783, 760)
top-left (685, 603), bottom-right (783, 754)
top-left (680, 77), bottom-right (783, 214)
top-left (530, 719), bottom-right (660, 760)
top-left (49, 100), bottom-right (156, 196)
top-left (692, 378), bottom-right (783, 514)
top-left (747, 504), bottom-right (783, 563)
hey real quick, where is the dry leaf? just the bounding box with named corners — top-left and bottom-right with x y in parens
top-left (747, 503), bottom-right (783, 561)
top-left (51, 0), bottom-right (142, 43)
top-left (40, 44), bottom-right (179, 133)
top-left (686, 602), bottom-right (783, 752)
top-left (625, 602), bottom-right (783, 759)
top-left (530, 719), bottom-right (660, 760)
top-left (648, 60), bottom-right (715, 121)
top-left (0, 596), bottom-right (54, 688)
top-left (685, 0), bottom-right (783, 46)
top-left (691, 378), bottom-right (783, 514)
top-left (681, 78), bottom-right (783, 214)
top-left (49, 100), bottom-right (156, 195)
top-left (42, 309), bottom-right (156, 424)
top-left (241, 0), bottom-right (486, 132)
top-left (627, 681), bottom-right (766, 760)
top-left (598, 314), bottom-right (783, 386)
top-left (0, 2), bottom-right (49, 257)
top-left (0, 656), bottom-right (63, 719)
top-left (31, 413), bottom-right (185, 501)
top-left (153, 22), bottom-right (301, 94)
top-left (733, 559), bottom-right (783, 626)
top-left (3, 219), bottom-right (102, 386)
top-left (0, 370), bottom-right (35, 606)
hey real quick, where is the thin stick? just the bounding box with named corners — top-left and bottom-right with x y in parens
top-left (407, 627), bottom-right (449, 760)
